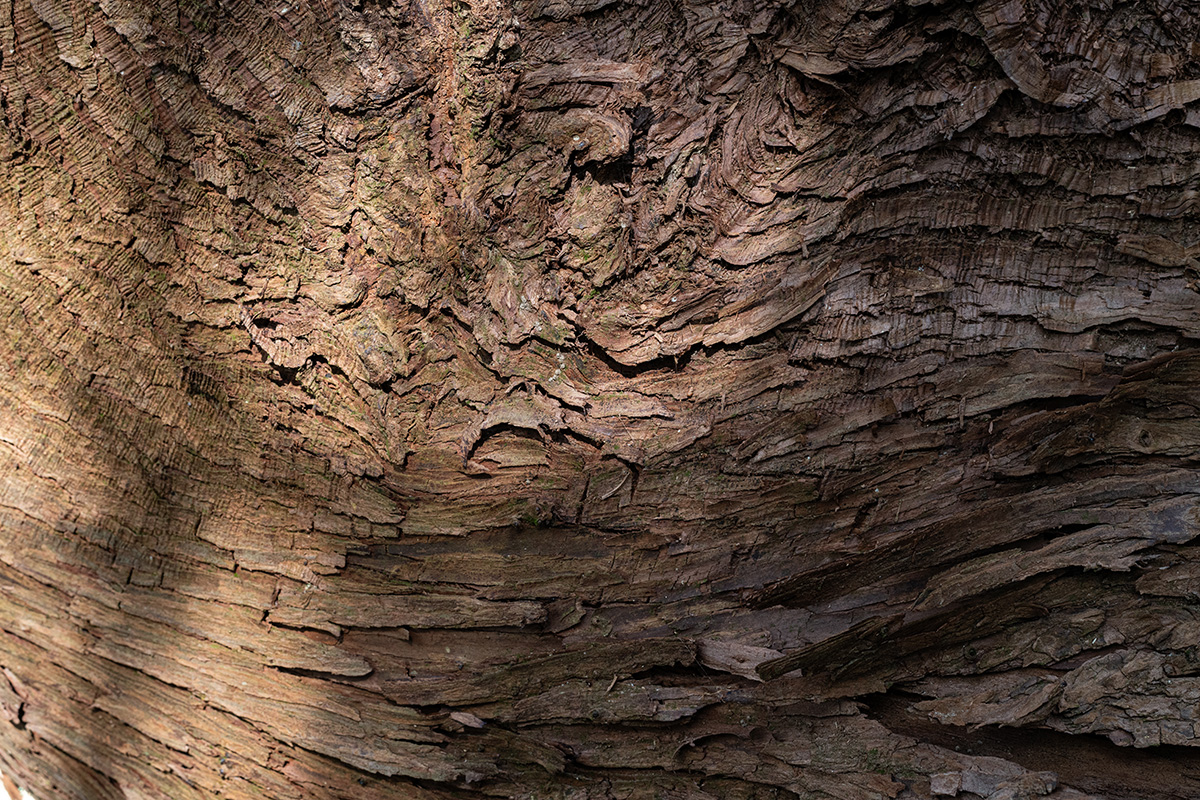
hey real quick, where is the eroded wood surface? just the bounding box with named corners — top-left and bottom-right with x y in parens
top-left (2, 0), bottom-right (1200, 797)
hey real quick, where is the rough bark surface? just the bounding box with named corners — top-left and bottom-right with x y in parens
top-left (2, 0), bottom-right (1200, 798)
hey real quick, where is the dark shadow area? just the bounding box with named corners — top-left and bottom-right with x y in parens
top-left (867, 692), bottom-right (1200, 800)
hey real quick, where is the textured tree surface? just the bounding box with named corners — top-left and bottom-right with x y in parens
top-left (3, 0), bottom-right (1200, 798)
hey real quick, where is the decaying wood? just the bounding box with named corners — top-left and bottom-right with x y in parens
top-left (3, 0), bottom-right (1200, 797)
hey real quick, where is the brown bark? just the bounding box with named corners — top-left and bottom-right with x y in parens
top-left (2, 0), bottom-right (1200, 798)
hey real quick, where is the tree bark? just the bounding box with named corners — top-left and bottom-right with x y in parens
top-left (3, 0), bottom-right (1200, 798)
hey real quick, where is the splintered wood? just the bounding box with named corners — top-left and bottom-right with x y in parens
top-left (2, 0), bottom-right (1200, 797)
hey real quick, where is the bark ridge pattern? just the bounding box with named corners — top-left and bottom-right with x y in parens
top-left (2, 0), bottom-right (1200, 797)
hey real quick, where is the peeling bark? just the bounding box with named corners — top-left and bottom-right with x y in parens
top-left (3, 0), bottom-right (1200, 798)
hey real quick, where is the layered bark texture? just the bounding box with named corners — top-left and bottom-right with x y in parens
top-left (3, 0), bottom-right (1200, 797)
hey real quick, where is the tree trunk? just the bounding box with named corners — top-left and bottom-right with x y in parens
top-left (3, 0), bottom-right (1200, 797)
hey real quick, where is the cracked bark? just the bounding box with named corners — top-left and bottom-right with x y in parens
top-left (2, 0), bottom-right (1200, 798)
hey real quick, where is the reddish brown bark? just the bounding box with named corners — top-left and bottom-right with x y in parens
top-left (3, 0), bottom-right (1200, 798)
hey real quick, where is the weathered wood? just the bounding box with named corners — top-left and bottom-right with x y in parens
top-left (3, 0), bottom-right (1200, 797)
